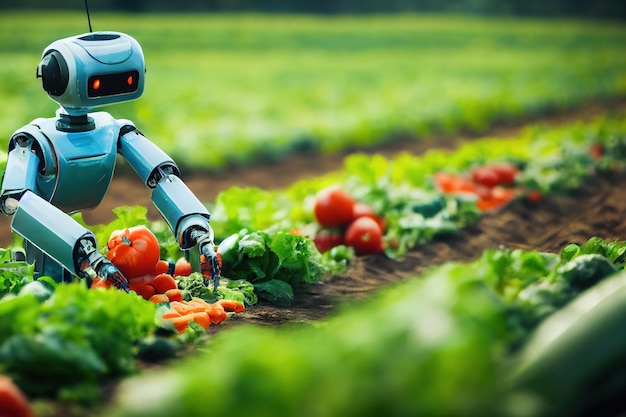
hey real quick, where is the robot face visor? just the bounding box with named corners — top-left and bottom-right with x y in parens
top-left (88, 70), bottom-right (140, 98)
top-left (37, 32), bottom-right (146, 111)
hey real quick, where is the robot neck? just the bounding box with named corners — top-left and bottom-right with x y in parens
top-left (55, 108), bottom-right (95, 132)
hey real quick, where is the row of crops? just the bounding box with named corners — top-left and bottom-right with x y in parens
top-left (0, 12), bottom-right (626, 170)
top-left (1, 112), bottom-right (625, 416)
top-left (1, 10), bottom-right (626, 417)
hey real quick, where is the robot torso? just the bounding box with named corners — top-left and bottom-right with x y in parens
top-left (18, 111), bottom-right (124, 213)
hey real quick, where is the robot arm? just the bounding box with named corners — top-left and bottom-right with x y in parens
top-left (118, 126), bottom-right (221, 289)
top-left (0, 129), bottom-right (40, 215)
top-left (0, 129), bottom-right (128, 290)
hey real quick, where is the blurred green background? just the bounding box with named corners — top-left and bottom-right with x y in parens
top-left (0, 3), bottom-right (625, 171)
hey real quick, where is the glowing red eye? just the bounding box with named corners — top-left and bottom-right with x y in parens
top-left (127, 75), bottom-right (133, 85)
top-left (92, 78), bottom-right (101, 90)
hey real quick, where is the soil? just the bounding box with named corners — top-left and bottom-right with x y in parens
top-left (2, 99), bottom-right (626, 329)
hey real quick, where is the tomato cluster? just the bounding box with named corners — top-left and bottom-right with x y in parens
top-left (434, 162), bottom-right (523, 211)
top-left (312, 185), bottom-right (385, 256)
top-left (91, 226), bottom-right (195, 302)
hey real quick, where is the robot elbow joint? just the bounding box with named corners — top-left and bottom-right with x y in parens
top-left (146, 163), bottom-right (180, 188)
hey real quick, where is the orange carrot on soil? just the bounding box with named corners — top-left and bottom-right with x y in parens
top-left (216, 299), bottom-right (245, 313)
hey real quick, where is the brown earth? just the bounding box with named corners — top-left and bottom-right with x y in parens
top-left (1, 99), bottom-right (626, 329)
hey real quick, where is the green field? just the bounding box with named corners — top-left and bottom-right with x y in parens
top-left (1, 12), bottom-right (625, 170)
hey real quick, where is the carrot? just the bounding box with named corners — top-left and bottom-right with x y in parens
top-left (165, 288), bottom-right (184, 302)
top-left (162, 309), bottom-right (182, 319)
top-left (170, 301), bottom-right (194, 316)
top-left (149, 294), bottom-right (170, 304)
top-left (208, 303), bottom-right (227, 324)
top-left (168, 315), bottom-right (194, 333)
top-left (131, 283), bottom-right (157, 300)
top-left (152, 273), bottom-right (178, 294)
top-left (216, 299), bottom-right (245, 313)
top-left (186, 297), bottom-right (212, 311)
top-left (191, 312), bottom-right (211, 329)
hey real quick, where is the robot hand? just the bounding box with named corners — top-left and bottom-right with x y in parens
top-left (78, 238), bottom-right (129, 292)
top-left (97, 262), bottom-right (130, 293)
top-left (200, 242), bottom-right (221, 292)
top-left (187, 227), bottom-right (221, 292)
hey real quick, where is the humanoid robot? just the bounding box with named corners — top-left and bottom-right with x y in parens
top-left (0, 31), bottom-right (220, 291)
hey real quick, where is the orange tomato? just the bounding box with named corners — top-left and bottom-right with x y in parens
top-left (173, 258), bottom-right (193, 277)
top-left (434, 172), bottom-right (477, 194)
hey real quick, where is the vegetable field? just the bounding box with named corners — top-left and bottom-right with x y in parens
top-left (1, 12), bottom-right (626, 170)
top-left (1, 10), bottom-right (626, 417)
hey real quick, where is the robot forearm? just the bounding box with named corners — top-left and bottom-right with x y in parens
top-left (118, 127), bottom-right (212, 247)
top-left (119, 128), bottom-right (220, 288)
top-left (10, 191), bottom-right (129, 290)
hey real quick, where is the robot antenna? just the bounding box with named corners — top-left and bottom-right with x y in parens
top-left (84, 0), bottom-right (93, 32)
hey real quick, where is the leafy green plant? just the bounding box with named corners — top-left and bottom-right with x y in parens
top-left (0, 283), bottom-right (156, 401)
top-left (109, 237), bottom-right (626, 417)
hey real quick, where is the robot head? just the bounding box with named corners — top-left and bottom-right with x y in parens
top-left (36, 31), bottom-right (145, 116)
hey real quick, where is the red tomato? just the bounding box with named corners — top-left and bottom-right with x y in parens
top-left (352, 202), bottom-right (387, 232)
top-left (0, 376), bottom-right (33, 417)
top-left (590, 143), bottom-right (604, 160)
top-left (344, 217), bottom-right (384, 256)
top-left (106, 226), bottom-right (161, 279)
top-left (174, 258), bottom-right (193, 277)
top-left (527, 190), bottom-right (542, 203)
top-left (471, 166), bottom-right (500, 188)
top-left (313, 185), bottom-right (356, 227)
top-left (489, 163), bottom-right (518, 185)
top-left (313, 229), bottom-right (344, 253)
